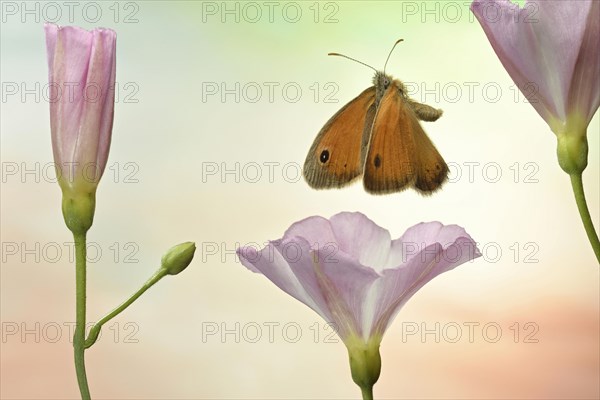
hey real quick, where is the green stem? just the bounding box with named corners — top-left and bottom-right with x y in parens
top-left (85, 268), bottom-right (168, 349)
top-left (73, 232), bottom-right (91, 400)
top-left (360, 385), bottom-right (374, 400)
top-left (570, 173), bottom-right (600, 263)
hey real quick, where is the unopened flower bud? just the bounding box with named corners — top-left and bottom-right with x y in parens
top-left (160, 242), bottom-right (196, 275)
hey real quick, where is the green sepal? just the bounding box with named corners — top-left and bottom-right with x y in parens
top-left (62, 190), bottom-right (96, 235)
top-left (346, 335), bottom-right (382, 399)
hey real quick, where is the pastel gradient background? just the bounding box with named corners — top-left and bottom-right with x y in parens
top-left (1, 1), bottom-right (598, 399)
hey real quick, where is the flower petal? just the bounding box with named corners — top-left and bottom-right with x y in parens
top-left (44, 23), bottom-right (58, 79)
top-left (48, 24), bottom-right (93, 170)
top-left (284, 212), bottom-right (393, 271)
top-left (471, 0), bottom-right (596, 123)
top-left (239, 236), bottom-right (380, 340)
top-left (567, 0), bottom-right (600, 123)
top-left (328, 212), bottom-right (392, 272)
top-left (75, 28), bottom-right (116, 183)
top-left (237, 241), bottom-right (329, 320)
top-left (292, 242), bottom-right (380, 340)
top-left (283, 215), bottom-right (338, 248)
top-left (366, 224), bottom-right (481, 338)
top-left (45, 24), bottom-right (116, 190)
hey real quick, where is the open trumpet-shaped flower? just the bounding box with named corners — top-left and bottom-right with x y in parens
top-left (237, 212), bottom-right (480, 398)
top-left (45, 23), bottom-right (116, 233)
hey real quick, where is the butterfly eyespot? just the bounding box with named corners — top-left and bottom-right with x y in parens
top-left (320, 150), bottom-right (330, 163)
top-left (374, 154), bottom-right (382, 168)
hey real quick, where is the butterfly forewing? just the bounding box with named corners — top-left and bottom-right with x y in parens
top-left (303, 87), bottom-right (376, 189)
top-left (363, 82), bottom-right (417, 194)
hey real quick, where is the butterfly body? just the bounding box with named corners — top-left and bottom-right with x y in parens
top-left (304, 69), bottom-right (448, 195)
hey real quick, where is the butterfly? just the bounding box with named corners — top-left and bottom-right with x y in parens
top-left (303, 39), bottom-right (448, 195)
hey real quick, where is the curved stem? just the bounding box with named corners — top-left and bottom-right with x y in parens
top-left (570, 173), bottom-right (600, 263)
top-left (85, 269), bottom-right (168, 349)
top-left (73, 232), bottom-right (91, 399)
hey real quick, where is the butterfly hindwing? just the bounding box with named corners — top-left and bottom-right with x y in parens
top-left (412, 114), bottom-right (448, 193)
top-left (303, 87), bottom-right (376, 189)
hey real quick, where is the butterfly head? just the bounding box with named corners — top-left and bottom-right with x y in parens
top-left (373, 71), bottom-right (393, 91)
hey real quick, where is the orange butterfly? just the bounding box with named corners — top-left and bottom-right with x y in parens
top-left (303, 39), bottom-right (448, 195)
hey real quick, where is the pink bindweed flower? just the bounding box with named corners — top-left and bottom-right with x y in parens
top-left (470, 0), bottom-right (599, 174)
top-left (45, 23), bottom-right (116, 233)
top-left (237, 212), bottom-right (480, 398)
top-left (471, 0), bottom-right (600, 262)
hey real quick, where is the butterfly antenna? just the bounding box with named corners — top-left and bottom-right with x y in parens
top-left (328, 52), bottom-right (377, 73)
top-left (383, 38), bottom-right (404, 74)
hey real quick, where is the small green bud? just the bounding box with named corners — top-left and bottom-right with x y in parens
top-left (160, 242), bottom-right (196, 275)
